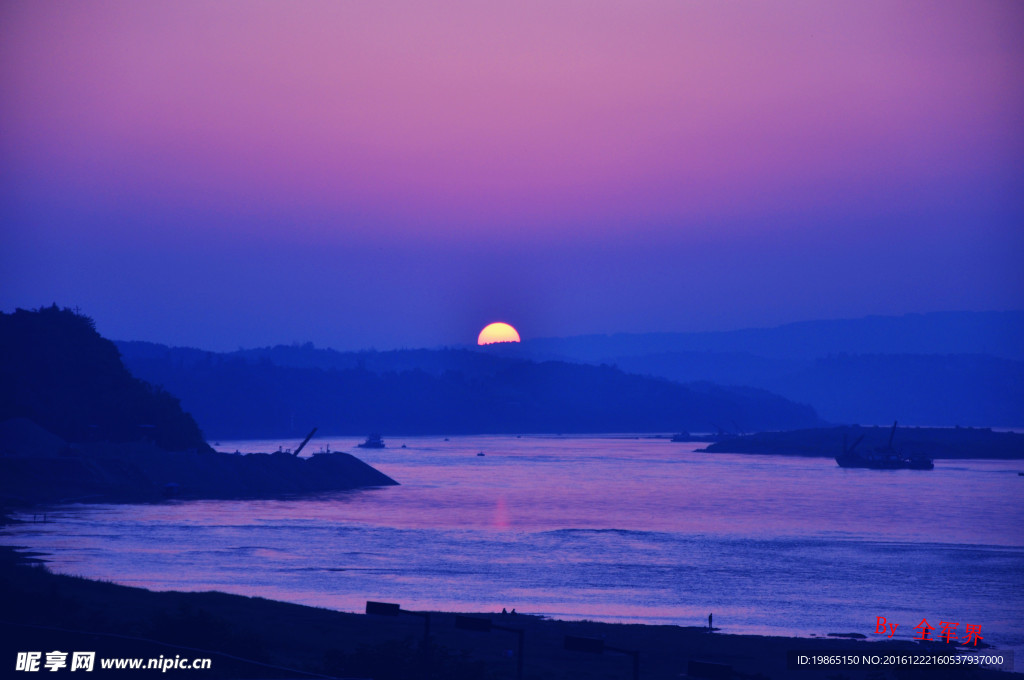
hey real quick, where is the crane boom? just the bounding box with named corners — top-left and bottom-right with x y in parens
top-left (293, 427), bottom-right (318, 456)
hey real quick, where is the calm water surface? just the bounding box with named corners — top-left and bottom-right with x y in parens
top-left (4, 436), bottom-right (1023, 655)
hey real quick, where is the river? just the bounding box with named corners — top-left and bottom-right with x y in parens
top-left (3, 435), bottom-right (1022, 657)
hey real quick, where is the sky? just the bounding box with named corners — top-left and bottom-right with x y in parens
top-left (2, 1), bottom-right (1022, 350)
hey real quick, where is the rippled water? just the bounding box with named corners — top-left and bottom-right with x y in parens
top-left (4, 435), bottom-right (1023, 655)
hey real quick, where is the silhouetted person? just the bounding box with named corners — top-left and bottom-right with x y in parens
top-left (502, 608), bottom-right (507, 614)
top-left (708, 613), bottom-right (713, 630)
top-left (511, 608), bottom-right (517, 615)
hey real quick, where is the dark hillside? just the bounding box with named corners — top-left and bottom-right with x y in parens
top-left (0, 306), bottom-right (209, 451)
top-left (0, 307), bottom-right (397, 505)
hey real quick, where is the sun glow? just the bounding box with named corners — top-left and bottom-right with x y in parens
top-left (477, 322), bottom-right (521, 345)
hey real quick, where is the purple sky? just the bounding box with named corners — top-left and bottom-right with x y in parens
top-left (2, 1), bottom-right (1022, 350)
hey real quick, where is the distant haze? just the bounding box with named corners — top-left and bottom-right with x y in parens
top-left (2, 2), bottom-right (1022, 350)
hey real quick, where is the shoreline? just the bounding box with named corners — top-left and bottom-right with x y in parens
top-left (0, 439), bottom-right (398, 508)
top-left (698, 425), bottom-right (1024, 459)
top-left (1, 544), bottom-right (1015, 679)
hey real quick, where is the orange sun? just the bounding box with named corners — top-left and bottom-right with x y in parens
top-left (477, 322), bottom-right (521, 345)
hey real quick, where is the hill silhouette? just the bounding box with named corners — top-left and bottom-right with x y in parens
top-left (596, 350), bottom-right (1024, 427)
top-left (0, 306), bottom-right (397, 505)
top-left (477, 311), bottom-right (1024, 427)
top-left (0, 305), bottom-right (209, 451)
top-left (516, 311), bottom-right (1024, 361)
top-left (117, 310), bottom-right (1024, 431)
top-left (116, 341), bottom-right (821, 438)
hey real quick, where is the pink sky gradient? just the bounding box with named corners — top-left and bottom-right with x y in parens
top-left (2, 1), bottom-right (1022, 348)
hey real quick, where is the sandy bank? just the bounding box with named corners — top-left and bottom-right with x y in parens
top-left (0, 545), bottom-right (1013, 679)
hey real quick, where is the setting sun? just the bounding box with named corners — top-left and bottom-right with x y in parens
top-left (477, 322), bottom-right (521, 345)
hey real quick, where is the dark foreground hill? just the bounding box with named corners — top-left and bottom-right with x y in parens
top-left (117, 341), bottom-right (822, 438)
top-left (0, 305), bottom-right (208, 451)
top-left (0, 307), bottom-right (397, 505)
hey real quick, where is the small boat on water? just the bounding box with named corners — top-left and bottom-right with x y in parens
top-left (835, 421), bottom-right (933, 470)
top-left (357, 433), bottom-right (385, 449)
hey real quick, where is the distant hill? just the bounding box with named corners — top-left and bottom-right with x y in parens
top-left (476, 311), bottom-right (1024, 427)
top-left (116, 341), bottom-right (821, 438)
top-left (120, 340), bottom-right (519, 377)
top-left (766, 353), bottom-right (1024, 426)
top-left (700, 425), bottom-right (1024, 459)
top-left (599, 351), bottom-right (1024, 427)
top-left (116, 310), bottom-right (1024, 429)
top-left (515, 311), bottom-right (1024, 362)
top-left (0, 306), bottom-right (210, 451)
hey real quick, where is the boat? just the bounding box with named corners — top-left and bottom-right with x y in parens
top-left (357, 433), bottom-right (385, 449)
top-left (835, 421), bottom-right (933, 470)
top-left (669, 431), bottom-right (690, 442)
